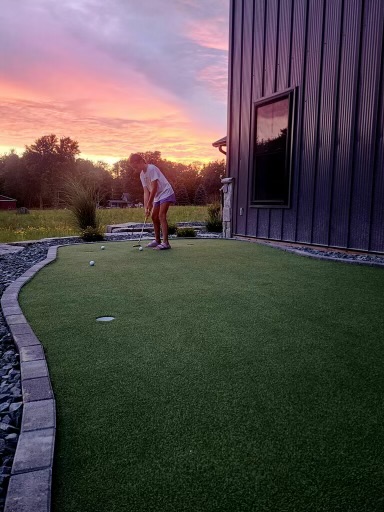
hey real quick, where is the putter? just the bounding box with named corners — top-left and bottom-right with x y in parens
top-left (133, 214), bottom-right (148, 248)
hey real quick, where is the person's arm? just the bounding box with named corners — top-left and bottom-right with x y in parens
top-left (145, 180), bottom-right (158, 216)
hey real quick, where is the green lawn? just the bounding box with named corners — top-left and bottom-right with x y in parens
top-left (19, 239), bottom-right (384, 512)
top-left (0, 206), bottom-right (208, 242)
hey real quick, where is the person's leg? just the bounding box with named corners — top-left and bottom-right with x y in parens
top-left (151, 204), bottom-right (161, 244)
top-left (159, 202), bottom-right (171, 245)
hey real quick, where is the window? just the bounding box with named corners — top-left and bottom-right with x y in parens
top-left (251, 90), bottom-right (295, 207)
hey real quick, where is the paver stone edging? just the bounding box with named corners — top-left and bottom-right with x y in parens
top-left (1, 246), bottom-right (59, 512)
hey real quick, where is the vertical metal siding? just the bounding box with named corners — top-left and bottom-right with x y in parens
top-left (256, 0), bottom-right (279, 239)
top-left (311, 0), bottom-right (343, 246)
top-left (296, 0), bottom-right (325, 243)
top-left (226, 0), bottom-right (234, 184)
top-left (264, 0), bottom-right (279, 96)
top-left (369, 3), bottom-right (384, 252)
top-left (270, 0), bottom-right (294, 240)
top-left (226, 0), bottom-right (235, 179)
top-left (252, 0), bottom-right (267, 99)
top-left (329, 0), bottom-right (362, 248)
top-left (228, 0), bottom-right (243, 236)
top-left (276, 0), bottom-right (293, 90)
top-left (247, 0), bottom-right (267, 236)
top-left (237, 0), bottom-right (255, 236)
top-left (348, 0), bottom-right (383, 250)
top-left (230, 0), bottom-right (384, 252)
top-left (282, 0), bottom-right (308, 242)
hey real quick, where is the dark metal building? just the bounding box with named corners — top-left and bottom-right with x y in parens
top-left (226, 0), bottom-right (384, 253)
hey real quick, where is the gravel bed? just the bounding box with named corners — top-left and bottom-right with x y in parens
top-left (265, 243), bottom-right (384, 266)
top-left (301, 249), bottom-right (384, 265)
top-left (0, 232), bottom-right (382, 510)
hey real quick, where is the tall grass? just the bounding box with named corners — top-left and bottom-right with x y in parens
top-left (64, 180), bottom-right (103, 241)
top-left (65, 180), bottom-right (100, 232)
top-left (206, 202), bottom-right (223, 233)
top-left (0, 206), bottom-right (209, 243)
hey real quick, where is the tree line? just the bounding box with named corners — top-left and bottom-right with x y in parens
top-left (0, 135), bottom-right (225, 208)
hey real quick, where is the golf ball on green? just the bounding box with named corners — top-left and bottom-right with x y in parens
top-left (101, 246), bottom-right (105, 250)
top-left (139, 247), bottom-right (143, 251)
top-left (89, 260), bottom-right (95, 266)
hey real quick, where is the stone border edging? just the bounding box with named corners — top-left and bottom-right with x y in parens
top-left (1, 246), bottom-right (59, 512)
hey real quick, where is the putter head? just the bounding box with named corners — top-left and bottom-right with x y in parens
top-left (132, 243), bottom-right (141, 248)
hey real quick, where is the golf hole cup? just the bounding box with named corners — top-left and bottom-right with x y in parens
top-left (90, 260), bottom-right (95, 266)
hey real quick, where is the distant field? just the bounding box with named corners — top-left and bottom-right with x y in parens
top-left (0, 206), bottom-right (209, 243)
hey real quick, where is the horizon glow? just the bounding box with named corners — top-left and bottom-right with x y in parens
top-left (0, 0), bottom-right (229, 164)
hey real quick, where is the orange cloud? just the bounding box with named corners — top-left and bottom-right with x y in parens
top-left (0, 93), bottom-right (223, 164)
top-left (0, 1), bottom-right (228, 165)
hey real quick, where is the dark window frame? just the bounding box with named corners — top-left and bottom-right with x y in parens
top-left (250, 88), bottom-right (296, 208)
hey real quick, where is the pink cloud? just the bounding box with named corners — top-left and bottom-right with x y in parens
top-left (196, 61), bottom-right (228, 103)
top-left (186, 17), bottom-right (228, 51)
top-left (0, 0), bottom-right (228, 164)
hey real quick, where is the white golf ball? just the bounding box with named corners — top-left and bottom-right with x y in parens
top-left (139, 247), bottom-right (143, 251)
top-left (89, 260), bottom-right (95, 266)
top-left (101, 246), bottom-right (105, 250)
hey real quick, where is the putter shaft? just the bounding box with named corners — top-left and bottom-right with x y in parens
top-left (133, 215), bottom-right (148, 247)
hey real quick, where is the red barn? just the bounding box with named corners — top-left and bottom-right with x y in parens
top-left (0, 195), bottom-right (17, 210)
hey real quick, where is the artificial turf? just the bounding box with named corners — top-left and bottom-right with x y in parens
top-left (19, 239), bottom-right (384, 512)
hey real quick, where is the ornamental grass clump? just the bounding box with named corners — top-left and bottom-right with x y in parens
top-left (65, 179), bottom-right (104, 241)
top-left (206, 202), bottom-right (222, 233)
top-left (168, 223), bottom-right (177, 235)
top-left (176, 227), bottom-right (196, 237)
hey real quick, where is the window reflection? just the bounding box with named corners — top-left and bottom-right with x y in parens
top-left (256, 98), bottom-right (289, 154)
top-left (253, 94), bottom-right (292, 206)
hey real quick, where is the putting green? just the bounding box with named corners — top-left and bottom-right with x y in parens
top-left (19, 239), bottom-right (384, 512)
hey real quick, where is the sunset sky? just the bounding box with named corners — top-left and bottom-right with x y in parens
top-left (0, 0), bottom-right (229, 164)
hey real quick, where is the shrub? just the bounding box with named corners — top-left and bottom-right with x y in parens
top-left (81, 226), bottom-right (104, 242)
top-left (64, 179), bottom-right (104, 240)
top-left (206, 202), bottom-right (222, 233)
top-left (176, 227), bottom-right (196, 238)
top-left (168, 223), bottom-right (177, 235)
top-left (17, 207), bottom-right (30, 214)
